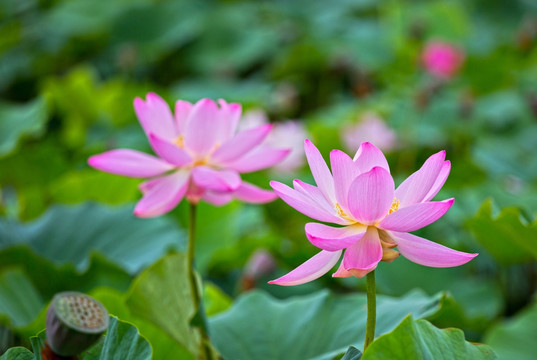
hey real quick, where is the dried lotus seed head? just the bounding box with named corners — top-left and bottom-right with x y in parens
top-left (53, 292), bottom-right (109, 332)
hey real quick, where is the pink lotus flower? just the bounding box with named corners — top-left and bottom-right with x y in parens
top-left (241, 109), bottom-right (307, 173)
top-left (88, 93), bottom-right (290, 217)
top-left (342, 112), bottom-right (397, 153)
top-left (422, 41), bottom-right (465, 79)
top-left (269, 140), bottom-right (477, 285)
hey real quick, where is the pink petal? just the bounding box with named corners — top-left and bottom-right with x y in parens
top-left (133, 170), bottom-right (189, 217)
top-left (234, 182), bottom-right (277, 203)
top-left (347, 167), bottom-right (394, 225)
top-left (390, 231), bottom-right (478, 267)
top-left (293, 180), bottom-right (347, 224)
top-left (332, 262), bottom-right (353, 278)
top-left (305, 223), bottom-right (366, 251)
top-left (268, 250), bottom-right (342, 286)
top-left (423, 161), bottom-right (451, 202)
top-left (184, 98), bottom-right (220, 156)
top-left (270, 181), bottom-right (347, 224)
top-left (330, 150), bottom-right (360, 214)
top-left (186, 182), bottom-right (205, 204)
top-left (304, 139), bottom-right (336, 203)
top-left (379, 199), bottom-right (454, 232)
top-left (218, 99), bottom-right (242, 141)
top-left (148, 133), bottom-right (192, 166)
top-left (202, 191), bottom-right (233, 206)
top-left (191, 166), bottom-right (241, 192)
top-left (139, 177), bottom-right (162, 194)
top-left (174, 100), bottom-right (193, 134)
top-left (395, 151), bottom-right (446, 207)
top-left (342, 227), bottom-right (383, 277)
top-left (88, 149), bottom-right (174, 178)
top-left (226, 146), bottom-right (290, 173)
top-left (134, 93), bottom-right (177, 141)
top-left (212, 124), bottom-right (273, 164)
top-left (353, 142), bottom-right (390, 174)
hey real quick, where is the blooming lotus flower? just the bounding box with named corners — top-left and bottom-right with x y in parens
top-left (241, 109), bottom-right (307, 173)
top-left (269, 140), bottom-right (477, 285)
top-left (342, 112), bottom-right (397, 153)
top-left (422, 41), bottom-right (465, 79)
top-left (88, 93), bottom-right (290, 217)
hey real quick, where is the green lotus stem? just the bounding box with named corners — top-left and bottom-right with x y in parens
top-left (188, 203), bottom-right (214, 360)
top-left (187, 203), bottom-right (201, 312)
top-left (364, 270), bottom-right (376, 351)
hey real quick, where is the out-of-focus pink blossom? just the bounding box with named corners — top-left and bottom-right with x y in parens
top-left (88, 93), bottom-right (290, 217)
top-left (241, 249), bottom-right (277, 290)
top-left (269, 140), bottom-right (477, 286)
top-left (342, 112), bottom-right (397, 153)
top-left (422, 41), bottom-right (465, 79)
top-left (241, 109), bottom-right (307, 173)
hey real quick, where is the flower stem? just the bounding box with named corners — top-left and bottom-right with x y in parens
top-left (187, 203), bottom-right (214, 360)
top-left (364, 270), bottom-right (376, 351)
top-left (187, 203), bottom-right (200, 309)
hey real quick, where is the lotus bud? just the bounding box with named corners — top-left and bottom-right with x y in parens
top-left (46, 292), bottom-right (109, 356)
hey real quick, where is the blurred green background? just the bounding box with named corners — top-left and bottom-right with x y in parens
top-left (1, 0), bottom-right (537, 359)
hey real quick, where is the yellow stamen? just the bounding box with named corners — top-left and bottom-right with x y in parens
top-left (335, 203), bottom-right (355, 222)
top-left (388, 197), bottom-right (400, 214)
top-left (193, 157), bottom-right (209, 167)
top-left (173, 135), bottom-right (185, 148)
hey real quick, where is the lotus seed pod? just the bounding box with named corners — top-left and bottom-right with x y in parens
top-left (46, 291), bottom-right (109, 356)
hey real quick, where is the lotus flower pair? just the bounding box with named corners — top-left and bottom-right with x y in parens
top-left (88, 93), bottom-right (476, 285)
top-left (89, 93), bottom-right (290, 217)
top-left (269, 140), bottom-right (477, 285)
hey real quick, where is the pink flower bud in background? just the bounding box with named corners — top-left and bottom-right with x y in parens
top-left (421, 41), bottom-right (465, 79)
top-left (241, 249), bottom-right (277, 290)
top-left (342, 112), bottom-right (397, 154)
top-left (241, 110), bottom-right (307, 174)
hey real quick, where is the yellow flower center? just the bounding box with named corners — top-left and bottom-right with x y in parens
top-left (335, 203), bottom-right (355, 222)
top-left (388, 197), bottom-right (400, 214)
top-left (173, 135), bottom-right (185, 148)
top-left (193, 158), bottom-right (209, 167)
top-left (171, 135), bottom-right (221, 168)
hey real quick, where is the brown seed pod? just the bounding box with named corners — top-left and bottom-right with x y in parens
top-left (46, 291), bottom-right (109, 357)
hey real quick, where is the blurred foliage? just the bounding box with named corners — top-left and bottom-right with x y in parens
top-left (1, 0), bottom-right (537, 358)
top-left (484, 300), bottom-right (537, 360)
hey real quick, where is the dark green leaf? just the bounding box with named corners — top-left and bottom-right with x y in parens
top-left (0, 202), bottom-right (185, 274)
top-left (125, 253), bottom-right (199, 357)
top-left (362, 316), bottom-right (497, 359)
top-left (466, 200), bottom-right (537, 264)
top-left (484, 302), bottom-right (537, 360)
top-left (340, 346), bottom-right (362, 360)
top-left (209, 289), bottom-right (447, 360)
top-left (0, 347), bottom-right (34, 360)
top-left (91, 287), bottom-right (194, 360)
top-left (0, 98), bottom-right (48, 157)
top-left (0, 246), bottom-right (131, 305)
top-left (99, 316), bottom-right (152, 360)
top-left (0, 269), bottom-right (43, 328)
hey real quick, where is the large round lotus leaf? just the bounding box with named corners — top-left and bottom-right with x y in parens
top-left (0, 202), bottom-right (185, 274)
top-left (209, 289), bottom-right (447, 360)
top-left (362, 316), bottom-right (496, 359)
top-left (484, 302), bottom-right (537, 360)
